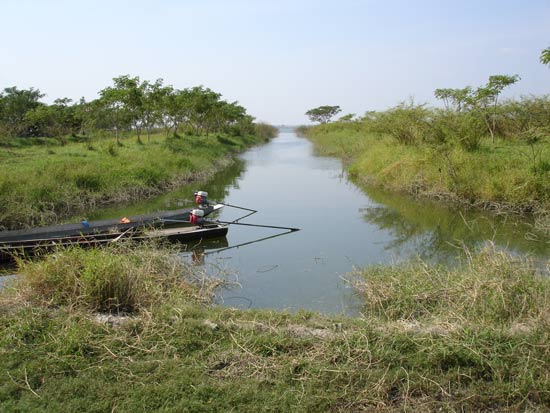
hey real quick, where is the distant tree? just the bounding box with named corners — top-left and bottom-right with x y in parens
top-left (161, 87), bottom-right (190, 137)
top-left (305, 105), bottom-right (341, 124)
top-left (0, 86), bottom-right (44, 137)
top-left (434, 87), bottom-right (472, 112)
top-left (141, 79), bottom-right (169, 142)
top-left (434, 88), bottom-right (453, 110)
top-left (339, 113), bottom-right (356, 122)
top-left (472, 74), bottom-right (520, 143)
top-left (25, 98), bottom-right (77, 143)
top-left (99, 82), bottom-right (133, 145)
top-left (541, 47), bottom-right (550, 66)
top-left (186, 86), bottom-right (222, 136)
top-left (159, 86), bottom-right (251, 138)
top-left (1, 76), bottom-right (260, 144)
top-left (215, 101), bottom-right (250, 135)
top-left (99, 75), bottom-right (145, 144)
top-left (73, 97), bottom-right (95, 136)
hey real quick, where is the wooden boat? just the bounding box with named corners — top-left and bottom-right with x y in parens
top-left (0, 223), bottom-right (228, 262)
top-left (0, 204), bottom-right (224, 244)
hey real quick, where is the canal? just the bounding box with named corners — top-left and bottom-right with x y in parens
top-left (132, 128), bottom-right (548, 315)
top-left (4, 129), bottom-right (549, 314)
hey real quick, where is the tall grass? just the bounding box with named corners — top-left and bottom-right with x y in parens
top-left (254, 122), bottom-right (278, 140)
top-left (13, 243), bottom-right (212, 313)
top-left (305, 121), bottom-right (550, 215)
top-left (351, 245), bottom-right (550, 327)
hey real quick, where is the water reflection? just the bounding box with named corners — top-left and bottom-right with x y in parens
top-left (360, 185), bottom-right (550, 262)
top-left (88, 159), bottom-right (248, 220)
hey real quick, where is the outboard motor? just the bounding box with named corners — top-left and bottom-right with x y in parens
top-left (189, 209), bottom-right (205, 226)
top-left (194, 191), bottom-right (209, 206)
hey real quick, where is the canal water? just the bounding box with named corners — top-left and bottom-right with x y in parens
top-left (3, 129), bottom-right (549, 314)
top-left (193, 130), bottom-right (549, 315)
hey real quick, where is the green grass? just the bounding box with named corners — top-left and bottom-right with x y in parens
top-left (304, 122), bottom-right (550, 217)
top-left (0, 132), bottom-right (268, 230)
top-left (1, 245), bottom-right (550, 411)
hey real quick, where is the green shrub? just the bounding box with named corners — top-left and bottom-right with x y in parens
top-left (368, 101), bottom-right (430, 145)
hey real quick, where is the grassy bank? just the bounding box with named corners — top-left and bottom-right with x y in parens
top-left (302, 122), bottom-right (550, 222)
top-left (1, 244), bottom-right (549, 411)
top-left (0, 131), bottom-right (271, 230)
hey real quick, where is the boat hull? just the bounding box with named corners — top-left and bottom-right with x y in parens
top-left (0, 205), bottom-right (222, 243)
top-left (0, 224), bottom-right (228, 262)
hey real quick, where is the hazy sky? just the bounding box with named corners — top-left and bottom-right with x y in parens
top-left (1, 0), bottom-right (549, 124)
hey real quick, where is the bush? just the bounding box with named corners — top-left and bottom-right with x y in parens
top-left (367, 101), bottom-right (430, 145)
top-left (498, 96), bottom-right (550, 138)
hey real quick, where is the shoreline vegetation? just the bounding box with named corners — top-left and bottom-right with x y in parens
top-left (300, 73), bottom-right (550, 233)
top-left (0, 130), bottom-right (273, 231)
top-left (0, 75), bottom-right (277, 230)
top-left (1, 244), bottom-right (549, 411)
top-left (299, 98), bottom-right (550, 233)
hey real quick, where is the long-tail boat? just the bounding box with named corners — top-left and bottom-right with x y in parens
top-left (0, 191), bottom-right (226, 261)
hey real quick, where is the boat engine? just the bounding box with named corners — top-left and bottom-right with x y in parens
top-left (194, 191), bottom-right (209, 206)
top-left (189, 209), bottom-right (205, 226)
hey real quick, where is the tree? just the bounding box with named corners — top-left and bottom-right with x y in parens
top-left (99, 75), bottom-right (145, 144)
top-left (99, 84), bottom-right (132, 145)
top-left (214, 101), bottom-right (249, 135)
top-left (540, 47), bottom-right (550, 66)
top-left (305, 105), bottom-right (341, 124)
top-left (186, 86), bottom-right (222, 136)
top-left (472, 74), bottom-right (520, 143)
top-left (25, 98), bottom-right (78, 143)
top-left (434, 87), bottom-right (472, 112)
top-left (0, 75), bottom-right (261, 144)
top-left (161, 87), bottom-right (190, 137)
top-left (0, 86), bottom-right (45, 137)
top-left (73, 97), bottom-right (95, 136)
top-left (141, 79), bottom-right (169, 142)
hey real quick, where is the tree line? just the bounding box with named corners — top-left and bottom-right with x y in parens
top-left (311, 74), bottom-right (549, 154)
top-left (305, 48), bottom-right (550, 154)
top-left (0, 75), bottom-right (264, 144)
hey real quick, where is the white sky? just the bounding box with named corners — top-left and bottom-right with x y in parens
top-left (1, 0), bottom-right (549, 124)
